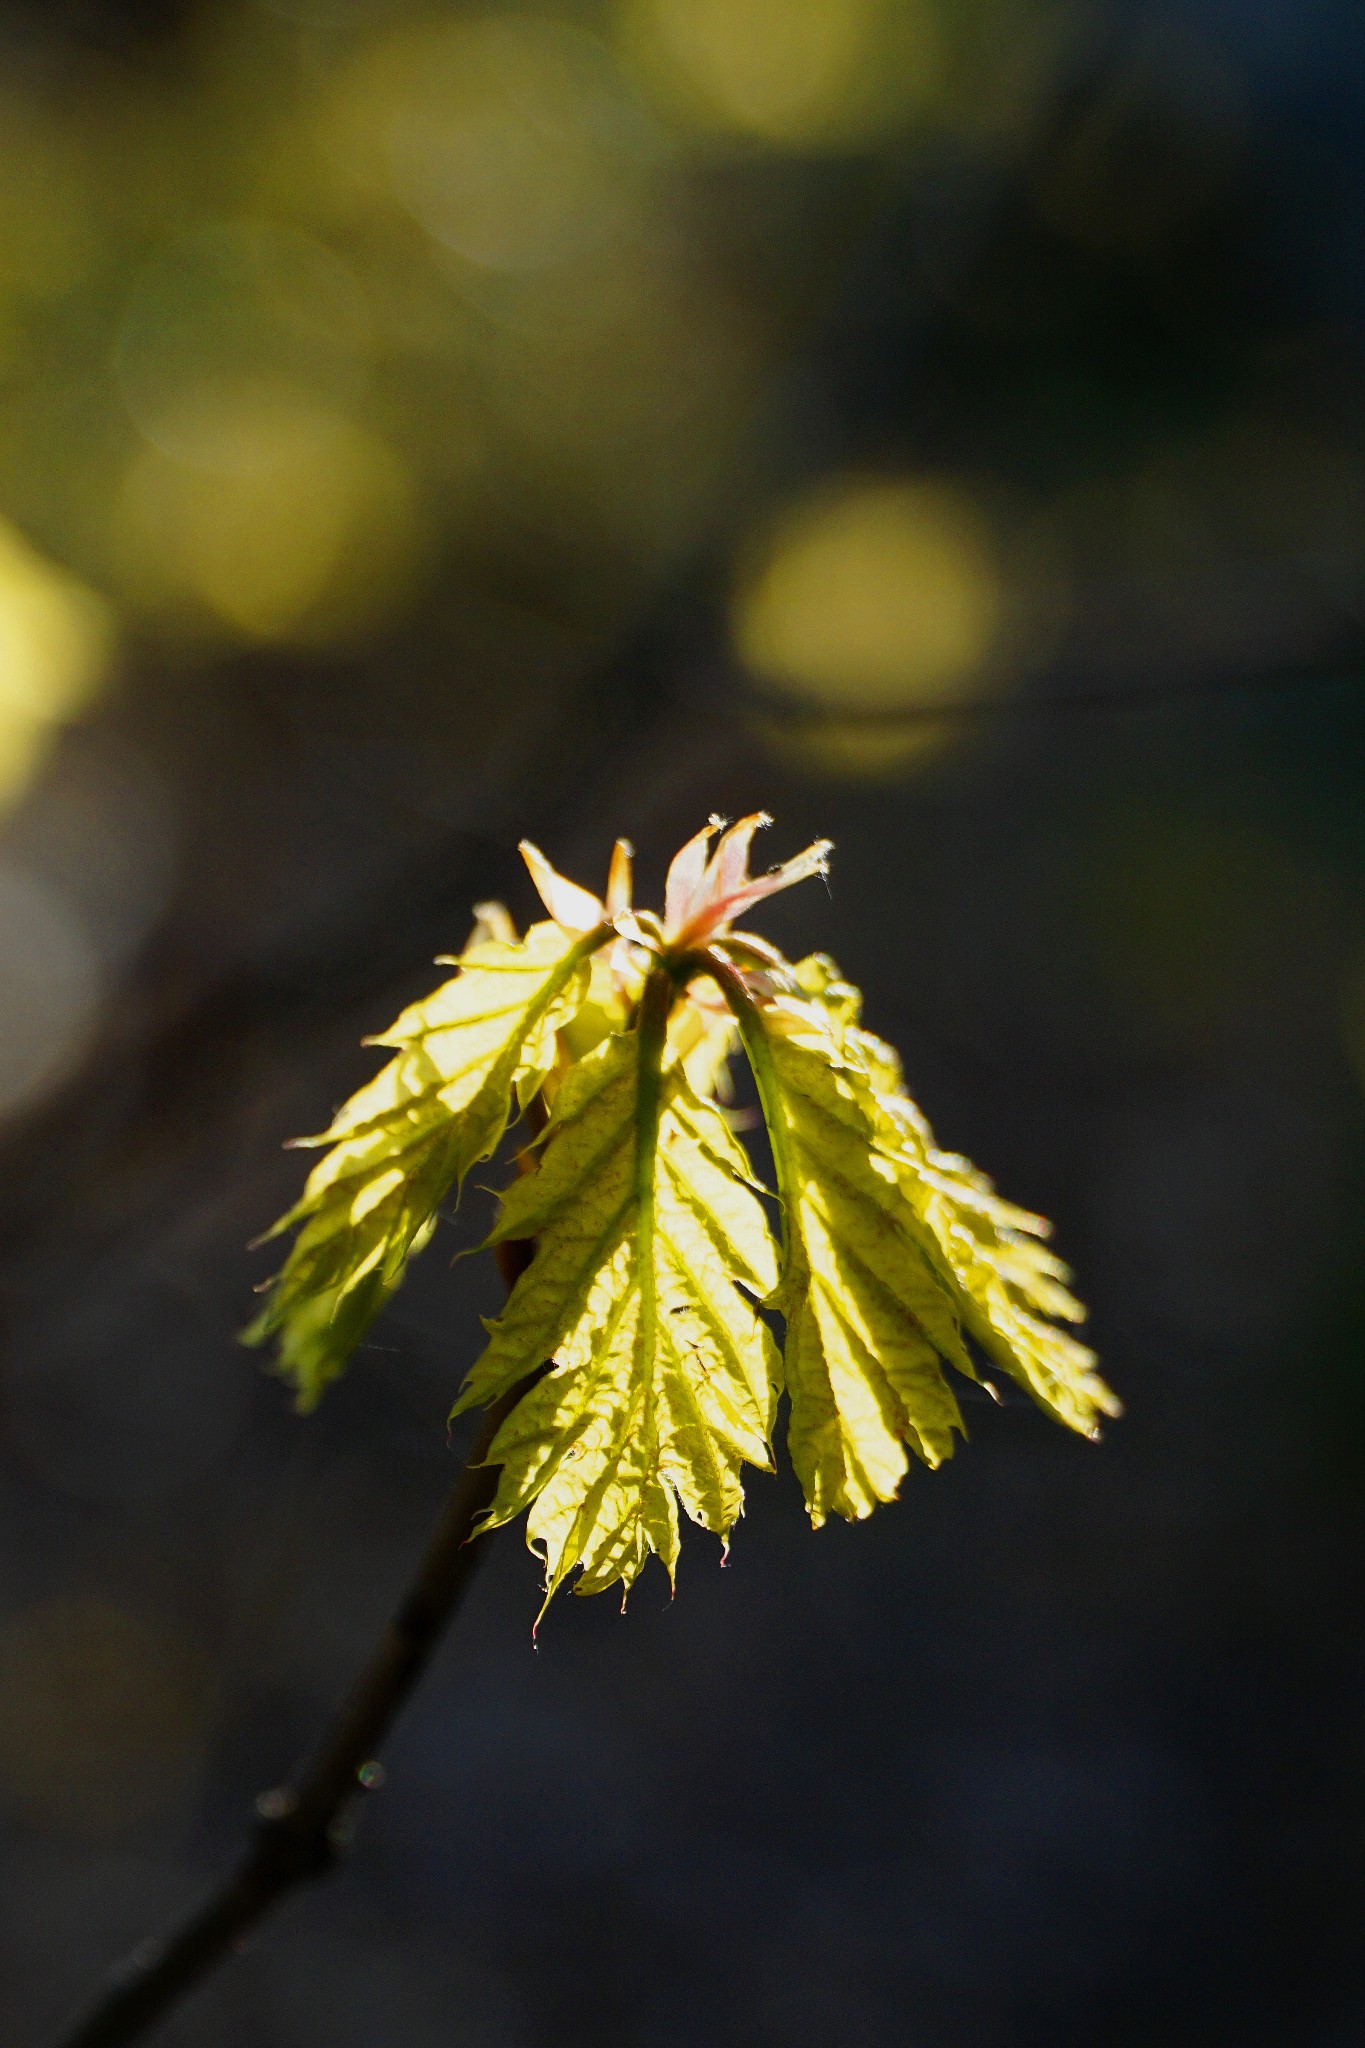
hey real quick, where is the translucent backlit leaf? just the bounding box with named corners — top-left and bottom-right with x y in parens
top-left (736, 952), bottom-right (1117, 1525)
top-left (243, 917), bottom-right (606, 1407)
top-left (789, 953), bottom-right (1119, 1439)
top-left (454, 1028), bottom-right (779, 1605)
top-left (246, 819), bottom-right (1116, 1606)
top-left (756, 996), bottom-right (973, 1524)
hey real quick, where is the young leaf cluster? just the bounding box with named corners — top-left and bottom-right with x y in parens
top-left (246, 817), bottom-right (1118, 1607)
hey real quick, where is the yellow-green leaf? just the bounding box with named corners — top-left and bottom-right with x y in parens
top-left (743, 954), bottom-right (1118, 1525)
top-left (243, 918), bottom-right (606, 1408)
top-left (757, 998), bottom-right (974, 1525)
top-left (242, 817), bottom-right (1118, 1608)
top-left (455, 1030), bottom-right (780, 1606)
top-left (792, 955), bottom-right (1118, 1441)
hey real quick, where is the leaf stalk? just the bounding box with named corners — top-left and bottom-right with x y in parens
top-left (681, 948), bottom-right (801, 1298)
top-left (632, 967), bottom-right (672, 1340)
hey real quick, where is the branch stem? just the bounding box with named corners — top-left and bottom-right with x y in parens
top-left (49, 1264), bottom-right (541, 2048)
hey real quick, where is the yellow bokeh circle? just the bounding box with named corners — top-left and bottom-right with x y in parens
top-left (733, 475), bottom-right (1002, 712)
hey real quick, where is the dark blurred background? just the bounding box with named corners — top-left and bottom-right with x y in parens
top-left (1, 0), bottom-right (1364, 2042)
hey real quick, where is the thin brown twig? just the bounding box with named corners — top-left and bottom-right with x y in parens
top-left (49, 1235), bottom-right (540, 2048)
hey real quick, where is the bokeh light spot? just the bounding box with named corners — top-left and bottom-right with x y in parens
top-left (112, 403), bottom-right (419, 645)
top-left (733, 476), bottom-right (1002, 712)
top-left (620, 0), bottom-right (938, 148)
top-left (388, 17), bottom-right (651, 273)
top-left (115, 221), bottom-right (372, 474)
top-left (0, 522), bottom-right (115, 812)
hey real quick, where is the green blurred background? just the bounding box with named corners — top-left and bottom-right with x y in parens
top-left (1, 1), bottom-right (1363, 2042)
